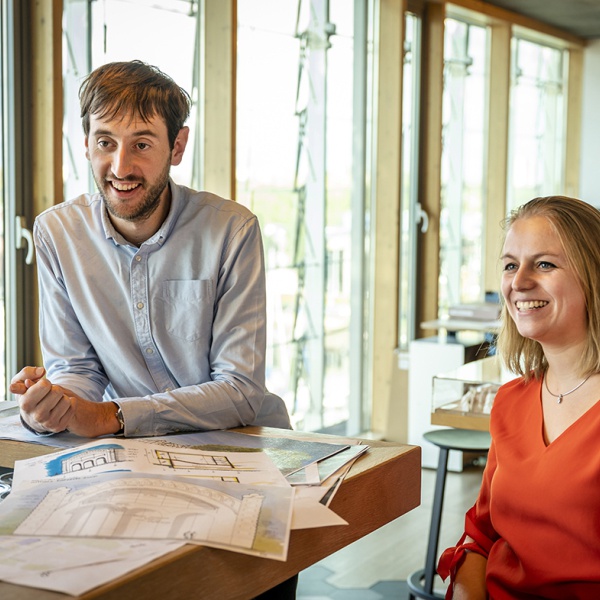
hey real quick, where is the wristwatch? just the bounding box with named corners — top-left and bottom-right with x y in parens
top-left (114, 404), bottom-right (125, 435)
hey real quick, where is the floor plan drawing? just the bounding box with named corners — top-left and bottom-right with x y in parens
top-left (149, 450), bottom-right (241, 481)
top-left (152, 449), bottom-right (233, 470)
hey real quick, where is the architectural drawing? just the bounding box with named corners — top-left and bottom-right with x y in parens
top-left (56, 445), bottom-right (126, 475)
top-left (148, 450), bottom-right (249, 482)
top-left (151, 449), bottom-right (233, 470)
top-left (10, 438), bottom-right (290, 490)
top-left (0, 536), bottom-right (185, 596)
top-left (15, 477), bottom-right (263, 548)
top-left (1, 472), bottom-right (293, 559)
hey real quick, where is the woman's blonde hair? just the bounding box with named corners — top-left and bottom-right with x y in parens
top-left (497, 196), bottom-right (600, 380)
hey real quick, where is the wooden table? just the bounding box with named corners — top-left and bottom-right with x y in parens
top-left (0, 427), bottom-right (421, 600)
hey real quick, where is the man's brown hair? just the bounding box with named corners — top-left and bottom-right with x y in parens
top-left (79, 60), bottom-right (191, 148)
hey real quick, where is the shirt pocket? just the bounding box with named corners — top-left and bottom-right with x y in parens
top-left (159, 279), bottom-right (214, 342)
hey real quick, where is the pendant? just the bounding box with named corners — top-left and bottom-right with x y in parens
top-left (557, 394), bottom-right (563, 404)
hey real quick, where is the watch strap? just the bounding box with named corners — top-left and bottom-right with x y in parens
top-left (114, 404), bottom-right (125, 434)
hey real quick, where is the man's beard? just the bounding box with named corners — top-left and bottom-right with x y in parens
top-left (96, 162), bottom-right (170, 223)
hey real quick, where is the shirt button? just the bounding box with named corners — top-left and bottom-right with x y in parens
top-left (137, 302), bottom-right (144, 309)
top-left (146, 348), bottom-right (154, 355)
top-left (135, 256), bottom-right (142, 262)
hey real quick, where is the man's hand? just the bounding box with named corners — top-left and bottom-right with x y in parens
top-left (10, 367), bottom-right (122, 438)
top-left (9, 366), bottom-right (46, 396)
top-left (10, 366), bottom-right (74, 434)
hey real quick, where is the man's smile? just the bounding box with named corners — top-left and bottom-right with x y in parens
top-left (109, 180), bottom-right (141, 192)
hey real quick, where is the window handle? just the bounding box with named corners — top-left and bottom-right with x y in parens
top-left (15, 216), bottom-right (34, 265)
top-left (416, 202), bottom-right (429, 233)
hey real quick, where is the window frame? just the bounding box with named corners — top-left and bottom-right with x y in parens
top-left (2, 0), bottom-right (40, 400)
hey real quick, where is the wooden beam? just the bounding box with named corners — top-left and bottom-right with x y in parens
top-left (203, 0), bottom-right (236, 199)
top-left (30, 0), bottom-right (63, 366)
top-left (565, 47), bottom-right (583, 198)
top-left (484, 21), bottom-right (511, 293)
top-left (31, 0), bottom-right (63, 215)
top-left (370, 0), bottom-right (404, 434)
top-left (417, 1), bottom-right (444, 333)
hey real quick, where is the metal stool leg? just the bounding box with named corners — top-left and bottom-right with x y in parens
top-left (407, 447), bottom-right (449, 599)
top-left (424, 446), bottom-right (449, 594)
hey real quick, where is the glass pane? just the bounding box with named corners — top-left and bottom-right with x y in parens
top-left (236, 0), bottom-right (362, 433)
top-left (235, 1), bottom-right (301, 423)
top-left (398, 12), bottom-right (421, 350)
top-left (63, 0), bottom-right (200, 200)
top-left (0, 1), bottom-right (5, 400)
top-left (439, 18), bottom-right (489, 317)
top-left (507, 37), bottom-right (566, 211)
top-left (324, 0), bottom-right (354, 429)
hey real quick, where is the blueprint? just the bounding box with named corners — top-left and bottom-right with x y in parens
top-left (0, 413), bottom-right (358, 594)
top-left (0, 471), bottom-right (293, 560)
top-left (11, 438), bottom-right (289, 488)
top-left (0, 413), bottom-right (353, 475)
top-left (147, 429), bottom-right (352, 475)
top-left (0, 536), bottom-right (185, 595)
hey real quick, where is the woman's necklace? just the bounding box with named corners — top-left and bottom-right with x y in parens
top-left (544, 372), bottom-right (592, 404)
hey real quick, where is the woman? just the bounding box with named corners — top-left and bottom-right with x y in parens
top-left (438, 196), bottom-right (600, 599)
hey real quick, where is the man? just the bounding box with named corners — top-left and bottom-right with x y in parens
top-left (10, 60), bottom-right (291, 440)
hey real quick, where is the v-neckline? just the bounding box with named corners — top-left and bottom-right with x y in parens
top-left (539, 378), bottom-right (600, 447)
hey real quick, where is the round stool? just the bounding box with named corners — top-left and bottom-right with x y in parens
top-left (407, 429), bottom-right (491, 600)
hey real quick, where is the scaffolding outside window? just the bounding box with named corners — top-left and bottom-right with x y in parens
top-left (236, 0), bottom-right (371, 434)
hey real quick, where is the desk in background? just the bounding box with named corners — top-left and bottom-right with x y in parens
top-left (431, 355), bottom-right (514, 432)
top-left (420, 317), bottom-right (501, 339)
top-left (408, 336), bottom-right (489, 470)
top-left (409, 318), bottom-right (501, 470)
top-left (0, 426), bottom-right (421, 600)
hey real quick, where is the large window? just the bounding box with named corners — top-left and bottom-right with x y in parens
top-left (235, 2), bottom-right (306, 422)
top-left (438, 17), bottom-right (489, 317)
top-left (236, 0), bottom-right (371, 433)
top-left (63, 0), bottom-right (373, 434)
top-left (507, 36), bottom-right (567, 210)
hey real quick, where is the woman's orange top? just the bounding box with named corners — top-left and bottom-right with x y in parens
top-left (438, 376), bottom-right (600, 599)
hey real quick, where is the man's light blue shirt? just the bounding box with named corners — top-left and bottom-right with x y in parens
top-left (33, 180), bottom-right (290, 436)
